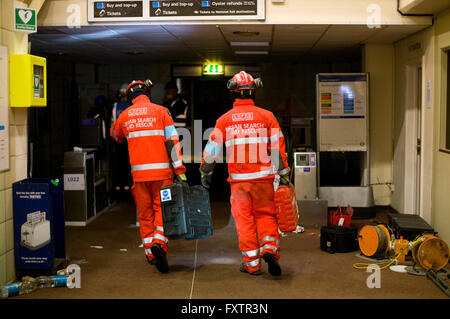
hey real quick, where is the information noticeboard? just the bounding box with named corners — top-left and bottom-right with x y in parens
top-left (87, 0), bottom-right (265, 22)
top-left (0, 46), bottom-right (9, 172)
top-left (316, 73), bottom-right (369, 152)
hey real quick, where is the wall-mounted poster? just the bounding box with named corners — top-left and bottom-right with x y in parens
top-left (316, 73), bottom-right (369, 152)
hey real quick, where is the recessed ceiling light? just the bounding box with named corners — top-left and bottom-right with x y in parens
top-left (235, 51), bottom-right (269, 55)
top-left (230, 41), bottom-right (270, 47)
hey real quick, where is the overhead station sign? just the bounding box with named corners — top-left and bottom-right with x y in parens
top-left (93, 1), bottom-right (143, 18)
top-left (88, 0), bottom-right (265, 21)
top-left (150, 1), bottom-right (260, 18)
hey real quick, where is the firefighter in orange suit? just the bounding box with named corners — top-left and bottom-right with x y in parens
top-left (111, 79), bottom-right (186, 273)
top-left (200, 71), bottom-right (290, 276)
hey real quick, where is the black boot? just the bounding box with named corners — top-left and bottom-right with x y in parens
top-left (146, 255), bottom-right (157, 265)
top-left (239, 263), bottom-right (261, 276)
top-left (151, 244), bottom-right (169, 273)
top-left (262, 253), bottom-right (282, 276)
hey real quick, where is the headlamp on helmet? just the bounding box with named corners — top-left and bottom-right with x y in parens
top-left (125, 79), bottom-right (153, 103)
top-left (227, 71), bottom-right (262, 100)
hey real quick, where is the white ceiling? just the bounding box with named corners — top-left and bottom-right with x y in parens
top-left (399, 0), bottom-right (450, 15)
top-left (30, 24), bottom-right (429, 64)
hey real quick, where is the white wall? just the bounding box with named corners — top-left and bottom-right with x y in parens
top-left (0, 0), bottom-right (47, 286)
top-left (363, 44), bottom-right (394, 206)
top-left (431, 8), bottom-right (450, 244)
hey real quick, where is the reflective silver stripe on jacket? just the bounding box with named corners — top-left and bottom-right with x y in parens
top-left (127, 130), bottom-right (165, 139)
top-left (142, 237), bottom-right (153, 244)
top-left (172, 160), bottom-right (183, 168)
top-left (153, 233), bottom-right (169, 243)
top-left (270, 131), bottom-right (284, 143)
top-left (224, 132), bottom-right (283, 147)
top-left (229, 169), bottom-right (274, 180)
top-left (155, 226), bottom-right (164, 232)
top-left (261, 236), bottom-right (280, 246)
top-left (225, 136), bottom-right (268, 147)
top-left (145, 248), bottom-right (153, 255)
top-left (242, 248), bottom-right (260, 258)
top-left (131, 163), bottom-right (171, 171)
top-left (260, 244), bottom-right (278, 254)
top-left (246, 259), bottom-right (261, 268)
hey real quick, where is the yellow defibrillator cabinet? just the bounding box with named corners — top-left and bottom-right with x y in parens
top-left (10, 54), bottom-right (47, 107)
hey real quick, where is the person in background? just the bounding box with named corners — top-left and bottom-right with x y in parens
top-left (200, 71), bottom-right (290, 277)
top-left (111, 84), bottom-right (131, 124)
top-left (111, 79), bottom-right (187, 273)
top-left (84, 95), bottom-right (109, 160)
top-left (87, 95), bottom-right (108, 141)
top-left (162, 81), bottom-right (190, 129)
top-left (111, 85), bottom-right (132, 196)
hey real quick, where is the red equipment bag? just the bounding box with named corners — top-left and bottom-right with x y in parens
top-left (328, 205), bottom-right (354, 227)
top-left (274, 183), bottom-right (299, 232)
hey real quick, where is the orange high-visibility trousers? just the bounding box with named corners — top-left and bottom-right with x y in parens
top-left (132, 179), bottom-right (172, 261)
top-left (230, 180), bottom-right (280, 273)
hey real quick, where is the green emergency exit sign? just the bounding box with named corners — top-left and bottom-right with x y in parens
top-left (203, 64), bottom-right (224, 75)
top-left (14, 8), bottom-right (37, 32)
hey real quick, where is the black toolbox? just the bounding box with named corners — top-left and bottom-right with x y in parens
top-left (160, 182), bottom-right (213, 240)
top-left (320, 225), bottom-right (359, 254)
top-left (387, 213), bottom-right (435, 241)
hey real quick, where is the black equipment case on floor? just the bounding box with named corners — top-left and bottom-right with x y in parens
top-left (320, 225), bottom-right (359, 254)
top-left (387, 213), bottom-right (435, 241)
top-left (160, 182), bottom-right (213, 240)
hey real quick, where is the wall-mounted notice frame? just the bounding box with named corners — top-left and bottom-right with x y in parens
top-left (87, 0), bottom-right (265, 22)
top-left (316, 73), bottom-right (369, 152)
top-left (0, 46), bottom-right (10, 171)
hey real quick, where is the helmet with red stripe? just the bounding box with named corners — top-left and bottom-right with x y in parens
top-left (227, 71), bottom-right (262, 100)
top-left (125, 79), bottom-right (153, 103)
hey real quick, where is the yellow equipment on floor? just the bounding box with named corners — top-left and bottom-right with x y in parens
top-left (354, 224), bottom-right (449, 270)
top-left (358, 224), bottom-right (391, 258)
top-left (411, 234), bottom-right (449, 271)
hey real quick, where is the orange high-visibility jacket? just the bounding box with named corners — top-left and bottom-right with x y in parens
top-left (111, 95), bottom-right (186, 182)
top-left (200, 99), bottom-right (289, 182)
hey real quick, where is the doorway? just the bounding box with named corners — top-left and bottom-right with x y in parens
top-left (186, 77), bottom-right (233, 202)
top-left (405, 64), bottom-right (423, 215)
top-left (414, 66), bottom-right (422, 215)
